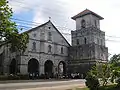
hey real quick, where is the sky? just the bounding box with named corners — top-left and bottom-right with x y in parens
top-left (8, 0), bottom-right (120, 57)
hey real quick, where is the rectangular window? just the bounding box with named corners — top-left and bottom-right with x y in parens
top-left (48, 45), bottom-right (52, 53)
top-left (61, 47), bottom-right (63, 54)
top-left (54, 44), bottom-right (57, 54)
top-left (48, 32), bottom-right (52, 41)
top-left (40, 32), bottom-right (45, 40)
top-left (32, 42), bottom-right (36, 51)
top-left (40, 42), bottom-right (44, 52)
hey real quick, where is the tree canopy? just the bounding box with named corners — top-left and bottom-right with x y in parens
top-left (110, 54), bottom-right (120, 65)
top-left (0, 0), bottom-right (28, 52)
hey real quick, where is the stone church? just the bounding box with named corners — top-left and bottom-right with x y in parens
top-left (0, 9), bottom-right (108, 78)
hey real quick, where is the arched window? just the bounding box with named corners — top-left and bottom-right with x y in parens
top-left (81, 19), bottom-right (86, 28)
top-left (32, 42), bottom-right (36, 50)
top-left (97, 39), bottom-right (99, 45)
top-left (95, 20), bottom-right (97, 27)
top-left (48, 32), bottom-right (52, 41)
top-left (33, 33), bottom-right (36, 37)
top-left (84, 38), bottom-right (87, 44)
top-left (61, 47), bottom-right (63, 54)
top-left (48, 45), bottom-right (52, 52)
top-left (76, 39), bottom-right (79, 45)
top-left (101, 39), bottom-right (103, 45)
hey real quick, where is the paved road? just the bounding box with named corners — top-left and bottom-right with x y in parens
top-left (0, 79), bottom-right (85, 90)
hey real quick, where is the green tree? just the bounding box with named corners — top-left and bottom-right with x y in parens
top-left (109, 54), bottom-right (120, 84)
top-left (88, 63), bottom-right (112, 86)
top-left (85, 72), bottom-right (100, 90)
top-left (0, 0), bottom-right (28, 52)
top-left (110, 54), bottom-right (120, 67)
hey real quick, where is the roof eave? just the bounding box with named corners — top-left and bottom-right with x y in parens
top-left (71, 13), bottom-right (104, 20)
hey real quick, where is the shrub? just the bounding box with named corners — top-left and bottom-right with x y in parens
top-left (0, 74), bottom-right (29, 80)
top-left (85, 73), bottom-right (100, 90)
top-left (17, 74), bottom-right (29, 80)
top-left (39, 74), bottom-right (46, 79)
top-left (7, 74), bottom-right (20, 80)
top-left (99, 84), bottom-right (119, 90)
top-left (115, 78), bottom-right (120, 88)
top-left (0, 75), bottom-right (8, 80)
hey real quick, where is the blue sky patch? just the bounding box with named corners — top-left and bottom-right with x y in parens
top-left (12, 11), bottom-right (34, 32)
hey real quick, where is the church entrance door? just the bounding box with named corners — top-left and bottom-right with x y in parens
top-left (28, 58), bottom-right (39, 78)
top-left (44, 60), bottom-right (53, 78)
top-left (58, 61), bottom-right (66, 77)
top-left (9, 59), bottom-right (17, 74)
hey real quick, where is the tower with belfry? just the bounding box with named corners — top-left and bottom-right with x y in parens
top-left (68, 9), bottom-right (108, 77)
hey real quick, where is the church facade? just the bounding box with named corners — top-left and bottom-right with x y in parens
top-left (0, 9), bottom-right (108, 78)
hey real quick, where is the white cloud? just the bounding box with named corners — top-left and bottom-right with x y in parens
top-left (9, 0), bottom-right (120, 56)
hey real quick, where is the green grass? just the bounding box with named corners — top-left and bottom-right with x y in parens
top-left (75, 88), bottom-right (89, 90)
top-left (66, 88), bottom-right (89, 90)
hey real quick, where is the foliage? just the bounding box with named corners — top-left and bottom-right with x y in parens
top-left (0, 0), bottom-right (28, 52)
top-left (86, 55), bottom-right (120, 90)
top-left (99, 84), bottom-right (120, 90)
top-left (10, 32), bottom-right (29, 52)
top-left (85, 72), bottom-right (100, 90)
top-left (110, 64), bottom-right (120, 83)
top-left (17, 74), bottom-right (29, 80)
top-left (110, 54), bottom-right (120, 71)
top-left (109, 54), bottom-right (120, 84)
top-left (0, 74), bottom-right (29, 80)
top-left (0, 75), bottom-right (20, 80)
top-left (89, 64), bottom-right (112, 86)
top-left (39, 74), bottom-right (46, 79)
top-left (110, 54), bottom-right (120, 65)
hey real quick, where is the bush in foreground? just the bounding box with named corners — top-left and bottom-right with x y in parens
top-left (85, 73), bottom-right (100, 90)
top-left (0, 74), bottom-right (29, 80)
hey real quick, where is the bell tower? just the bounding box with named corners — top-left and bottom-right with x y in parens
top-left (72, 9), bottom-right (103, 30)
top-left (71, 9), bottom-right (105, 46)
top-left (68, 9), bottom-right (108, 77)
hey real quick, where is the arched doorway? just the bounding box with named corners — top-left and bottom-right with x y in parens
top-left (9, 59), bottom-right (17, 74)
top-left (28, 58), bottom-right (39, 74)
top-left (58, 61), bottom-right (66, 76)
top-left (44, 60), bottom-right (53, 78)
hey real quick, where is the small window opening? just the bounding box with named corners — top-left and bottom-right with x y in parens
top-left (76, 39), bottom-right (79, 45)
top-left (32, 42), bottom-right (36, 50)
top-left (48, 45), bottom-right (52, 52)
top-left (61, 47), bottom-right (63, 54)
top-left (84, 38), bottom-right (87, 44)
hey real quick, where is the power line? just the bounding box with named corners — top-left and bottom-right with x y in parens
top-left (16, 24), bottom-right (120, 43)
top-left (106, 35), bottom-right (120, 39)
top-left (17, 24), bottom-right (71, 35)
top-left (11, 18), bottom-right (73, 31)
top-left (9, 0), bottom-right (120, 39)
top-left (11, 18), bottom-right (120, 40)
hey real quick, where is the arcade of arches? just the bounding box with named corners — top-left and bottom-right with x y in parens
top-left (9, 58), bottom-right (66, 78)
top-left (44, 60), bottom-right (66, 78)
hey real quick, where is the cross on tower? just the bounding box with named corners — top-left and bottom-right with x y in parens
top-left (49, 17), bottom-right (51, 20)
